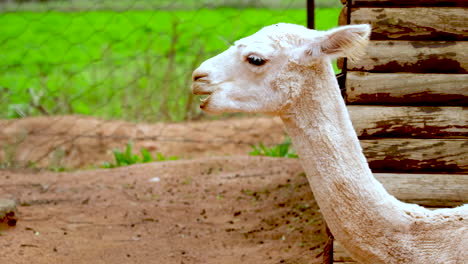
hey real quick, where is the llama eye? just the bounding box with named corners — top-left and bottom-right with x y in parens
top-left (247, 55), bottom-right (266, 66)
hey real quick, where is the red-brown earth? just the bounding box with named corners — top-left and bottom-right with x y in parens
top-left (0, 116), bottom-right (328, 264)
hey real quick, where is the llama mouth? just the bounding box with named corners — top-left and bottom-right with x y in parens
top-left (199, 94), bottom-right (211, 108)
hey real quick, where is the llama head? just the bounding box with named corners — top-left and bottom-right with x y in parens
top-left (192, 23), bottom-right (370, 114)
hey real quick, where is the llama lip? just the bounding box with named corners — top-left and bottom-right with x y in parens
top-left (199, 94), bottom-right (211, 107)
top-left (192, 83), bottom-right (213, 95)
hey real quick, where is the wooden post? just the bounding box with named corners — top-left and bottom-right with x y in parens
top-left (307, 0), bottom-right (315, 29)
top-left (323, 226), bottom-right (334, 264)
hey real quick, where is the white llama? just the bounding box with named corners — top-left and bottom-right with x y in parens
top-left (191, 23), bottom-right (467, 264)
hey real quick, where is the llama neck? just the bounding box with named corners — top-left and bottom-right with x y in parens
top-left (280, 62), bottom-right (411, 261)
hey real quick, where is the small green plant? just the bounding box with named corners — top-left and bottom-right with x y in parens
top-left (102, 142), bottom-right (178, 168)
top-left (154, 152), bottom-right (179, 162)
top-left (249, 138), bottom-right (298, 158)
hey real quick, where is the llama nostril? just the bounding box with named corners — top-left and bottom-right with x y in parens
top-left (193, 73), bottom-right (209, 82)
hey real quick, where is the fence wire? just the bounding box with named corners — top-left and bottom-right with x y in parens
top-left (0, 0), bottom-right (341, 169)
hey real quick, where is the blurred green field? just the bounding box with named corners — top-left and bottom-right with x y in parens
top-left (0, 0), bottom-right (342, 12)
top-left (0, 8), bottom-right (340, 121)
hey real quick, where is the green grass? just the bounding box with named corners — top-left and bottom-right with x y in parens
top-left (249, 138), bottom-right (298, 158)
top-left (0, 8), bottom-right (341, 122)
top-left (102, 142), bottom-right (178, 168)
top-left (0, 0), bottom-right (342, 12)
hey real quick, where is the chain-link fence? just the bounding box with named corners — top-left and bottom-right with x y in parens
top-left (1, 0), bottom-right (342, 169)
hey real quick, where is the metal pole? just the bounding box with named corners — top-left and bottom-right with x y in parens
top-left (307, 0), bottom-right (315, 29)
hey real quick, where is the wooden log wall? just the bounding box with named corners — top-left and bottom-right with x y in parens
top-left (346, 0), bottom-right (468, 7)
top-left (338, 0), bottom-right (468, 174)
top-left (362, 139), bottom-right (467, 173)
top-left (346, 73), bottom-right (468, 105)
top-left (331, 1), bottom-right (468, 263)
top-left (347, 41), bottom-right (467, 73)
top-left (350, 8), bottom-right (467, 41)
top-left (349, 106), bottom-right (467, 138)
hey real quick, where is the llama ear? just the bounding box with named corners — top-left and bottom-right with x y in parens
top-left (299, 24), bottom-right (371, 63)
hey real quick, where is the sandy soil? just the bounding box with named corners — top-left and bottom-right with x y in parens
top-left (0, 116), bottom-right (328, 263)
top-left (0, 115), bottom-right (285, 169)
top-left (1, 156), bottom-right (327, 264)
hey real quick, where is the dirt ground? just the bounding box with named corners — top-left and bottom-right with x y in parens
top-left (0, 117), bottom-right (328, 264)
top-left (0, 115), bottom-right (285, 169)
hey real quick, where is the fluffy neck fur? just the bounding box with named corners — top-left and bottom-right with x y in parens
top-left (278, 60), bottom-right (467, 264)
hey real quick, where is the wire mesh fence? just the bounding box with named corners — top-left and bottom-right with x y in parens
top-left (0, 0), bottom-right (342, 169)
